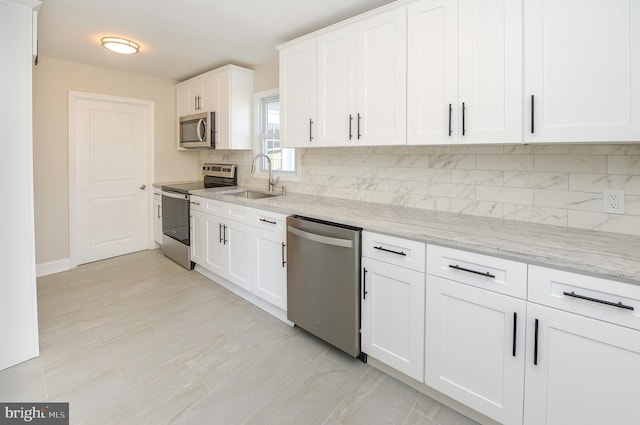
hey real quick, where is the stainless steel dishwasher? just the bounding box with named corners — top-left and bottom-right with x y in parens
top-left (286, 215), bottom-right (364, 359)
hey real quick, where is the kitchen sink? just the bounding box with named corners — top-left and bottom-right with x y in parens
top-left (225, 190), bottom-right (280, 199)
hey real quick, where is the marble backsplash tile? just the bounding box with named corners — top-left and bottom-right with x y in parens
top-left (200, 144), bottom-right (640, 237)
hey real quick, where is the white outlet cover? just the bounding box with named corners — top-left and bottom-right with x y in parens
top-left (603, 189), bottom-right (625, 214)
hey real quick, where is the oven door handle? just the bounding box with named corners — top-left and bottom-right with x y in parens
top-left (161, 191), bottom-right (189, 200)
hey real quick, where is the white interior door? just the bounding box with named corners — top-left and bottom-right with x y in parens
top-left (70, 92), bottom-right (152, 266)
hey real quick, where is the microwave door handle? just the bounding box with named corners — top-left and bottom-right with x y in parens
top-left (197, 118), bottom-right (206, 142)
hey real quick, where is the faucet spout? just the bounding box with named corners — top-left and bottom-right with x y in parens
top-left (251, 154), bottom-right (277, 192)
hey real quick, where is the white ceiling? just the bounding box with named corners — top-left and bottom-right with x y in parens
top-left (37, 0), bottom-right (396, 82)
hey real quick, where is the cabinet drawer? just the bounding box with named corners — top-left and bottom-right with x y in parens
top-left (203, 199), bottom-right (250, 223)
top-left (427, 245), bottom-right (527, 299)
top-left (529, 265), bottom-right (640, 331)
top-left (252, 209), bottom-right (287, 232)
top-left (362, 231), bottom-right (425, 272)
top-left (189, 196), bottom-right (204, 212)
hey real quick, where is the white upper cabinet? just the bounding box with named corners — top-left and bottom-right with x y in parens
top-left (213, 66), bottom-right (254, 150)
top-left (280, 6), bottom-right (406, 147)
top-left (356, 7), bottom-right (407, 146)
top-left (317, 26), bottom-right (357, 147)
top-left (280, 39), bottom-right (317, 148)
top-left (177, 74), bottom-right (217, 117)
top-left (408, 0), bottom-right (523, 145)
top-left (524, 0), bottom-right (640, 142)
top-left (176, 65), bottom-right (253, 150)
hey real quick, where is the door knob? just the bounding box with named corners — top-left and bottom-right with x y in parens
top-left (139, 184), bottom-right (146, 190)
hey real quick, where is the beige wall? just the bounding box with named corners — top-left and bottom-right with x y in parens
top-left (33, 56), bottom-right (200, 264)
top-left (252, 58), bottom-right (279, 92)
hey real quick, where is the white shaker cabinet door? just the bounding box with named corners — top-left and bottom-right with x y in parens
top-left (408, 0), bottom-right (522, 145)
top-left (204, 214), bottom-right (225, 277)
top-left (253, 227), bottom-right (287, 310)
top-left (190, 210), bottom-right (204, 266)
top-left (279, 39), bottom-right (317, 148)
top-left (225, 219), bottom-right (254, 293)
top-left (524, 0), bottom-right (640, 142)
top-left (524, 303), bottom-right (640, 425)
top-left (356, 7), bottom-right (407, 146)
top-left (361, 257), bottom-right (425, 381)
top-left (425, 275), bottom-right (526, 425)
top-left (316, 25), bottom-right (357, 147)
top-left (153, 193), bottom-right (162, 245)
top-left (407, 0), bottom-right (458, 145)
top-left (457, 0), bottom-right (522, 144)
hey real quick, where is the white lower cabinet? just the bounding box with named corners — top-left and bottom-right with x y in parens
top-left (190, 209), bottom-right (204, 265)
top-left (524, 303), bottom-right (640, 425)
top-left (190, 197), bottom-right (253, 291)
top-left (361, 232), bottom-right (425, 381)
top-left (425, 275), bottom-right (526, 425)
top-left (191, 197), bottom-right (287, 314)
top-left (523, 265), bottom-right (640, 425)
top-left (221, 218), bottom-right (253, 292)
top-left (252, 211), bottom-right (287, 310)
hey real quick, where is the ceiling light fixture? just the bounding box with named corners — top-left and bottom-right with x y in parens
top-left (100, 37), bottom-right (140, 55)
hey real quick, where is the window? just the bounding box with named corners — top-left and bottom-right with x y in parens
top-left (255, 90), bottom-right (297, 177)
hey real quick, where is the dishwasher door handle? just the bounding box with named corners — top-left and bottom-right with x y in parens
top-left (288, 226), bottom-right (353, 248)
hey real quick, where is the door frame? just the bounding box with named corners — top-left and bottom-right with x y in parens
top-left (68, 91), bottom-right (156, 268)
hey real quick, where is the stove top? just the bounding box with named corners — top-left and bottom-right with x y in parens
top-left (161, 163), bottom-right (237, 194)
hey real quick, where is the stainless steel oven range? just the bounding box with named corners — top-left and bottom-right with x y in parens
top-left (160, 163), bottom-right (237, 269)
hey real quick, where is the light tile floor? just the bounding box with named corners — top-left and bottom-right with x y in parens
top-left (0, 249), bottom-right (479, 425)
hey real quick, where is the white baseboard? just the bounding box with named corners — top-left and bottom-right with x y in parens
top-left (36, 258), bottom-right (71, 277)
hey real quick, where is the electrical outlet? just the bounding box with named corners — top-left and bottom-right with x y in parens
top-left (603, 189), bottom-right (625, 214)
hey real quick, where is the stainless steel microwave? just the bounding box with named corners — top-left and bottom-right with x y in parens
top-left (179, 111), bottom-right (215, 149)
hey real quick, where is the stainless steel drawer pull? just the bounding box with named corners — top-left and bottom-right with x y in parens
top-left (562, 291), bottom-right (635, 311)
top-left (374, 246), bottom-right (406, 256)
top-left (190, 201), bottom-right (200, 206)
top-left (259, 218), bottom-right (277, 225)
top-left (449, 264), bottom-right (496, 279)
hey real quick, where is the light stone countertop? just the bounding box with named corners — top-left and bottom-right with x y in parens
top-left (188, 187), bottom-right (640, 285)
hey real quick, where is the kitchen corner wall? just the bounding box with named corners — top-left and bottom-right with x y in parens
top-left (201, 144), bottom-right (640, 237)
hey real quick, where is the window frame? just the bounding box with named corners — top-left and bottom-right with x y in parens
top-left (252, 88), bottom-right (301, 182)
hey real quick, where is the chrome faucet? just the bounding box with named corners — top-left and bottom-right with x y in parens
top-left (251, 153), bottom-right (279, 192)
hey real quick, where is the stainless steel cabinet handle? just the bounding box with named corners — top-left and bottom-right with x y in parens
top-left (357, 113), bottom-right (362, 140)
top-left (288, 226), bottom-right (353, 248)
top-left (259, 218), bottom-right (277, 225)
top-left (349, 114), bottom-right (353, 140)
top-left (448, 103), bottom-right (453, 136)
top-left (309, 118), bottom-right (314, 142)
top-left (219, 223), bottom-right (223, 243)
top-left (448, 264), bottom-right (496, 279)
top-left (223, 225), bottom-right (228, 244)
top-left (157, 204), bottom-right (161, 219)
top-left (190, 201), bottom-right (200, 206)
